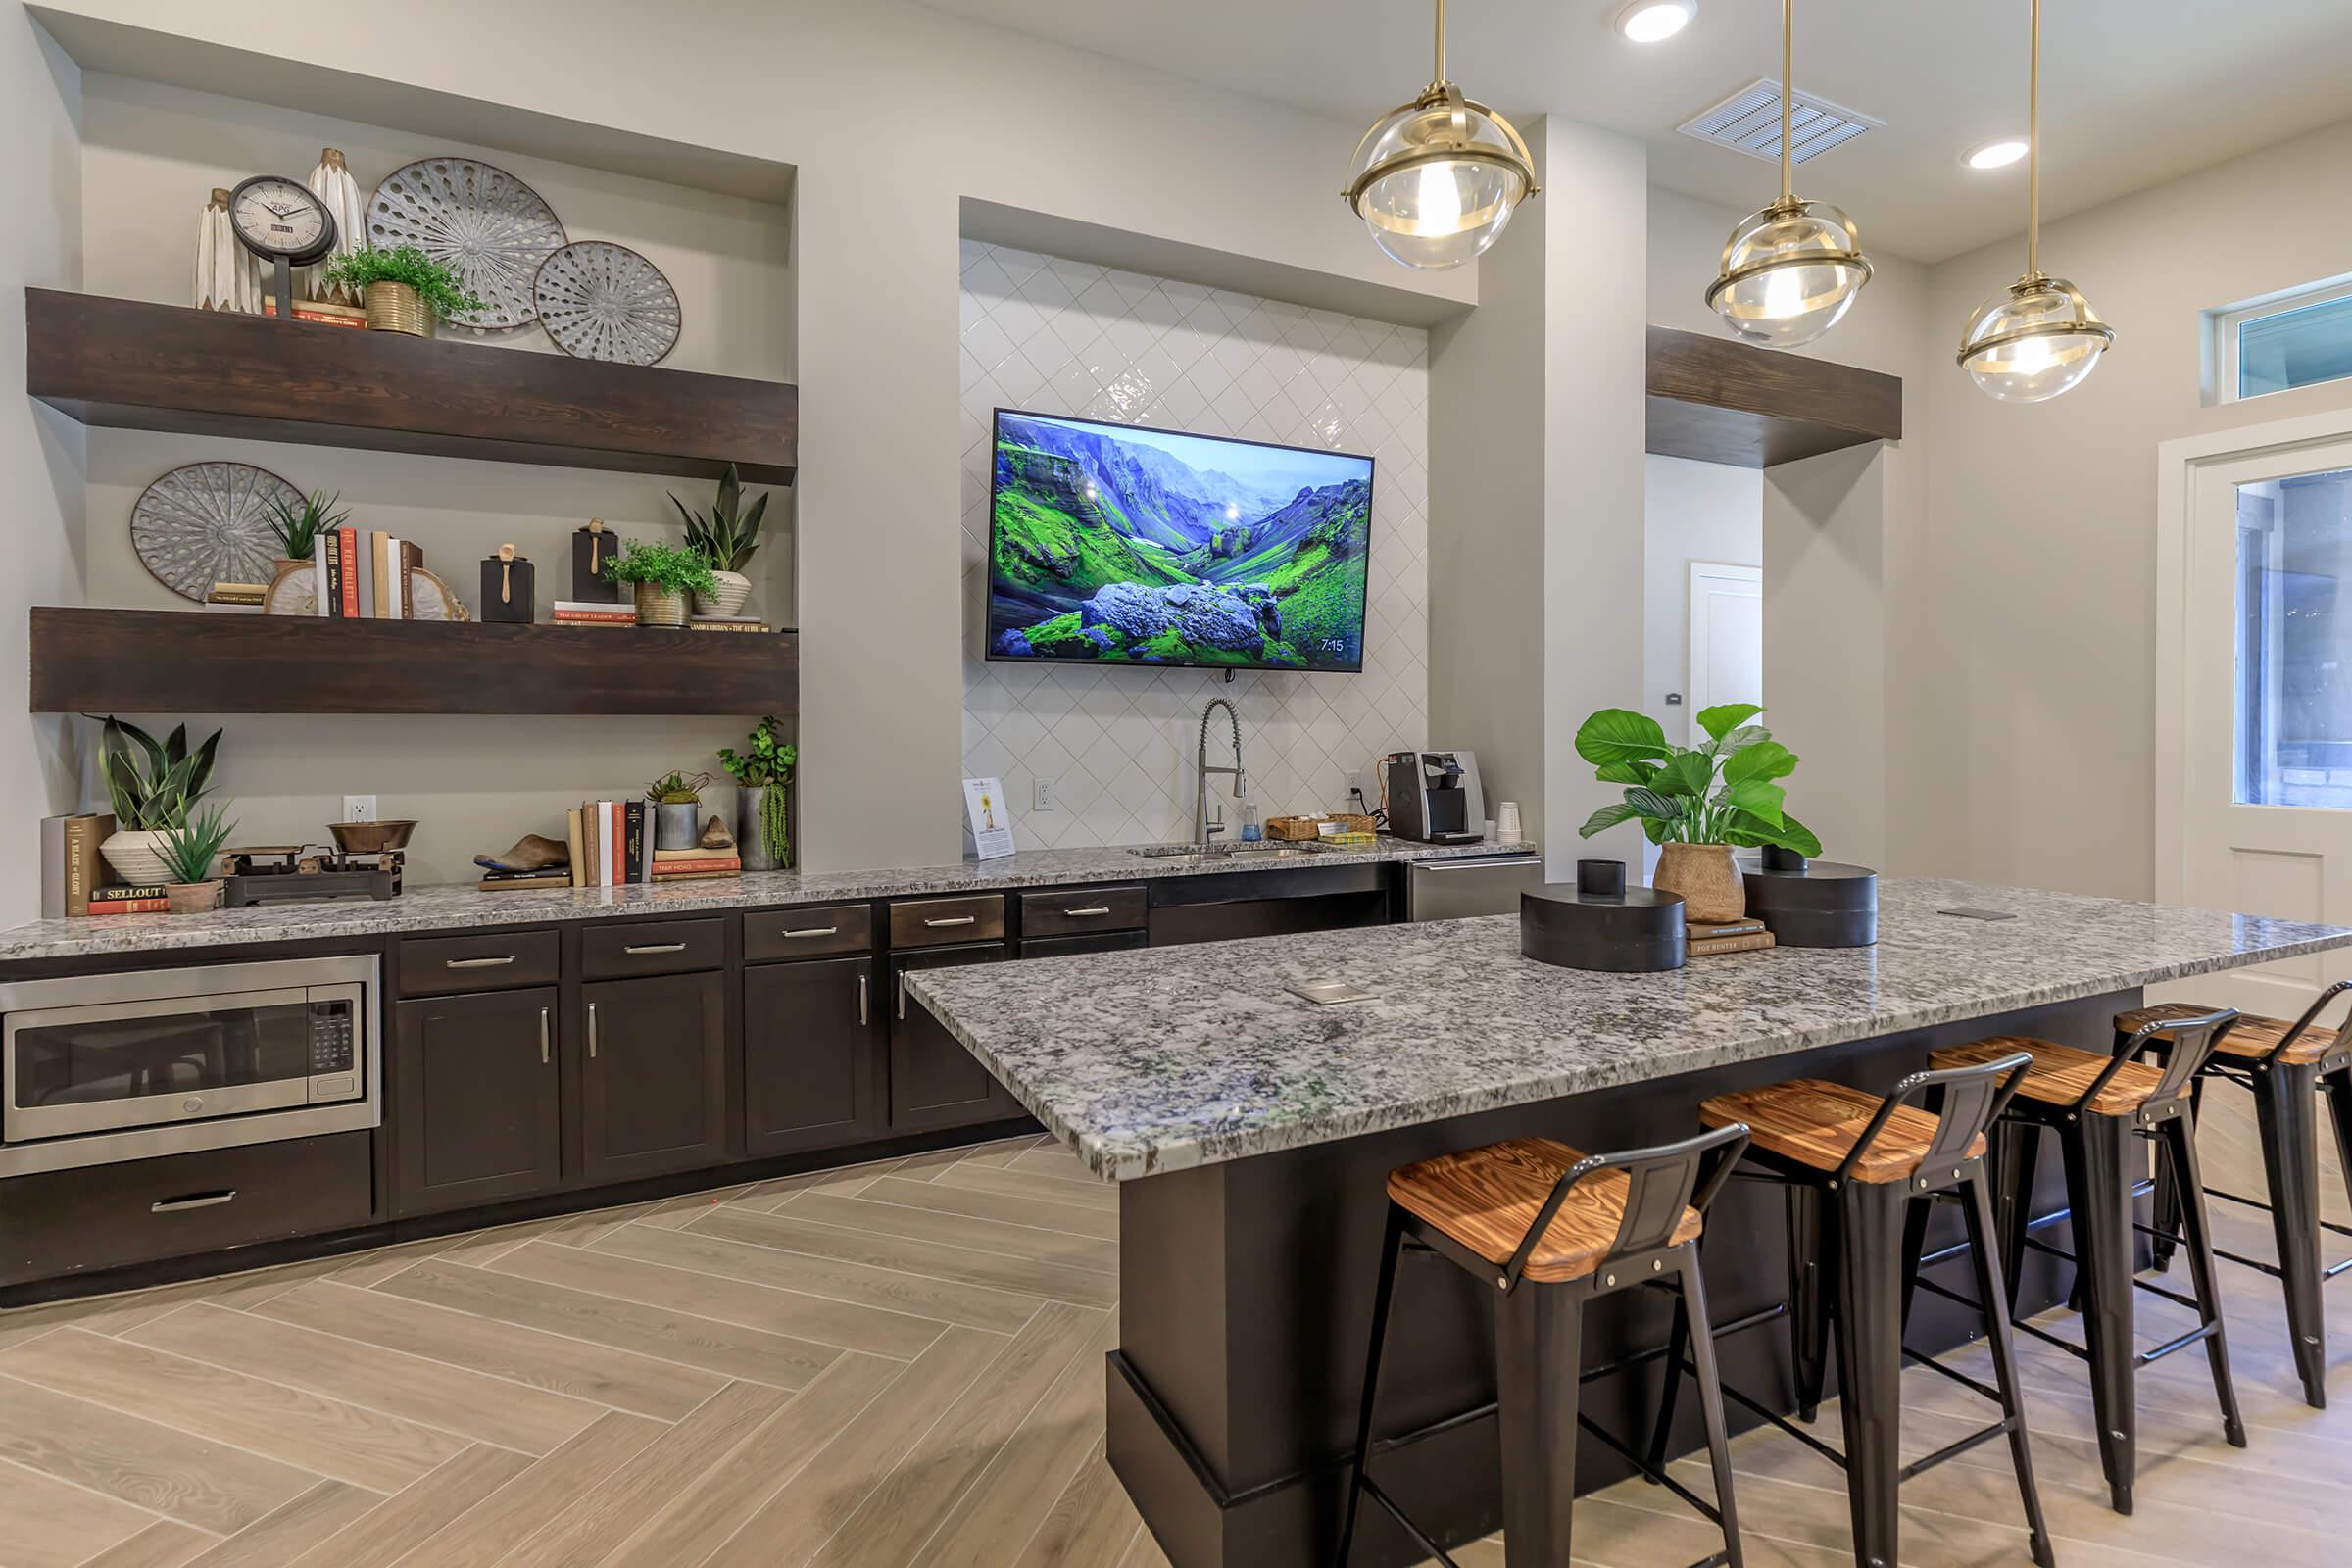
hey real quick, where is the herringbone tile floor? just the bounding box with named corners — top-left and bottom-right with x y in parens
top-left (0, 1113), bottom-right (2342, 1568)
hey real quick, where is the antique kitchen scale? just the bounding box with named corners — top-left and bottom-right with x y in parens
top-left (222, 820), bottom-right (415, 906)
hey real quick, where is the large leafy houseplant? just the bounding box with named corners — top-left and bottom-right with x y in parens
top-left (1574, 703), bottom-right (1821, 858)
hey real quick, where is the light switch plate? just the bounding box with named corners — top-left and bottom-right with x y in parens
top-left (342, 795), bottom-right (376, 823)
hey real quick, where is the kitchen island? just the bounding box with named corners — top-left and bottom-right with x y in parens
top-left (905, 878), bottom-right (2352, 1567)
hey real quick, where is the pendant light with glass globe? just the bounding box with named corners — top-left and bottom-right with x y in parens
top-left (1956, 0), bottom-right (2113, 402)
top-left (1344, 0), bottom-right (1540, 271)
top-left (1705, 0), bottom-right (1872, 348)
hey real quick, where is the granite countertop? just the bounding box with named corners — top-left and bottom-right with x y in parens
top-left (0, 839), bottom-right (1534, 963)
top-left (906, 878), bottom-right (2352, 1182)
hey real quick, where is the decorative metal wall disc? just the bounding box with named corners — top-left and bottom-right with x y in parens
top-left (131, 462), bottom-right (304, 602)
top-left (366, 157), bottom-right (566, 331)
top-left (533, 241), bottom-right (682, 365)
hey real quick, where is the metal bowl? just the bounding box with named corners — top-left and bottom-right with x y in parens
top-left (328, 819), bottom-right (417, 856)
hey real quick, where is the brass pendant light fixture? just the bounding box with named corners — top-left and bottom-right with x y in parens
top-left (1957, 0), bottom-right (2113, 402)
top-left (1705, 0), bottom-right (1872, 348)
top-left (1345, 0), bottom-right (1539, 271)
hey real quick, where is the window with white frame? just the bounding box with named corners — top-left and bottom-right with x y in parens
top-left (2215, 277), bottom-right (2352, 402)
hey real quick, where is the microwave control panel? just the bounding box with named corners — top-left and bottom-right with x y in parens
top-left (306, 999), bottom-right (360, 1099)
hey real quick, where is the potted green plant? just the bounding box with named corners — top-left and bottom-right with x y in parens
top-left (670, 464), bottom-right (769, 617)
top-left (1573, 703), bottom-right (1819, 923)
top-left (263, 489), bottom-right (349, 571)
top-left (646, 769), bottom-right (710, 851)
top-left (718, 716), bottom-right (796, 871)
top-left (322, 244), bottom-right (486, 337)
top-left (605, 540), bottom-right (717, 628)
top-left (91, 715), bottom-right (223, 886)
top-left (158, 803), bottom-right (238, 913)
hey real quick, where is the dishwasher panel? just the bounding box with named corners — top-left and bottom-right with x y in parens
top-left (1404, 853), bottom-right (1546, 921)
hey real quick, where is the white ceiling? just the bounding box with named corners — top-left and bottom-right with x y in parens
top-left (913, 0), bottom-right (2352, 263)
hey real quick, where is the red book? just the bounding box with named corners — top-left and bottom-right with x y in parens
top-left (653, 858), bottom-right (741, 874)
top-left (84, 897), bottom-right (170, 914)
top-left (338, 528), bottom-right (361, 619)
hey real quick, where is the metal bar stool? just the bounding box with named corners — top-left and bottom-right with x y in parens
top-left (1933, 1008), bottom-right (2244, 1516)
top-left (1661, 1054), bottom-right (2053, 1568)
top-left (2117, 985), bottom-right (2352, 1408)
top-left (1335, 1123), bottom-right (1751, 1568)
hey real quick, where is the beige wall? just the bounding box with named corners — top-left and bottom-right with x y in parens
top-left (1, 11), bottom-right (84, 926)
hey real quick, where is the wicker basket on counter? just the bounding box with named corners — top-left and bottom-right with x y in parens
top-left (1265, 813), bottom-right (1378, 842)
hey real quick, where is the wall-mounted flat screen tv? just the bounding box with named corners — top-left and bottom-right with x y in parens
top-left (985, 409), bottom-right (1375, 673)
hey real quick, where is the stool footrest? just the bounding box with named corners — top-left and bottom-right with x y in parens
top-left (1902, 1343), bottom-right (2003, 1404)
top-left (1899, 1415), bottom-right (2019, 1482)
top-left (2134, 1319), bottom-right (2221, 1370)
top-left (1711, 1369), bottom-right (1848, 1470)
top-left (1575, 1409), bottom-right (1725, 1527)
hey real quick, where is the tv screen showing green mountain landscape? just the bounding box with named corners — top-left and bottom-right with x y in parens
top-left (986, 410), bottom-right (1375, 673)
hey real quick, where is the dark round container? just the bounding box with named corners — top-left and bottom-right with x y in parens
top-left (1737, 855), bottom-right (1878, 947)
top-left (1521, 885), bottom-right (1688, 972)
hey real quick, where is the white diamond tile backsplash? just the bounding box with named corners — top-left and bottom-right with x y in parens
top-left (958, 242), bottom-right (1430, 850)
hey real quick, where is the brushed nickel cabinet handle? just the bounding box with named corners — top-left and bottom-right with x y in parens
top-left (152, 1190), bottom-right (235, 1213)
top-left (540, 1006), bottom-right (551, 1065)
top-left (781, 925), bottom-right (840, 939)
top-left (1061, 906), bottom-right (1112, 917)
top-left (922, 915), bottom-right (978, 929)
top-left (446, 955), bottom-right (516, 969)
top-left (624, 942), bottom-right (687, 955)
top-left (897, 973), bottom-right (908, 1021)
top-left (858, 972), bottom-right (870, 1026)
top-left (588, 1002), bottom-right (599, 1059)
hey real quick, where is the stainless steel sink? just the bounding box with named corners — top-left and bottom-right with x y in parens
top-left (1125, 842), bottom-right (1326, 860)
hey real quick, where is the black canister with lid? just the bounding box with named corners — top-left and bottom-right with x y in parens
top-left (1738, 850), bottom-right (1878, 947)
top-left (1521, 884), bottom-right (1688, 972)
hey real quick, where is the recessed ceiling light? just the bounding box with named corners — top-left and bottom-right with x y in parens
top-left (1616, 0), bottom-right (1696, 43)
top-left (1964, 137), bottom-right (2030, 171)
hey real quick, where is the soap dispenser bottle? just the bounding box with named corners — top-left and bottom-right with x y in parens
top-left (1238, 791), bottom-right (1263, 843)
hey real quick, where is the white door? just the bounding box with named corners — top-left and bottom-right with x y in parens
top-left (2161, 422), bottom-right (2352, 1016)
top-left (1688, 563), bottom-right (1763, 745)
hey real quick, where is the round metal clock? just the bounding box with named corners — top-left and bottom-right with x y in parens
top-left (228, 174), bottom-right (338, 266)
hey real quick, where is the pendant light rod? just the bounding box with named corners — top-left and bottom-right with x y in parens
top-left (1779, 0), bottom-right (1795, 205)
top-left (2026, 0), bottom-right (2041, 278)
top-left (1432, 0), bottom-right (1448, 88)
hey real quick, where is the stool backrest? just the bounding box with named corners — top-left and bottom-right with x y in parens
top-left (1503, 1121), bottom-right (1750, 1290)
top-left (2103, 1007), bottom-right (2238, 1110)
top-left (1834, 1052), bottom-right (2033, 1185)
top-left (2267, 980), bottom-right (2352, 1064)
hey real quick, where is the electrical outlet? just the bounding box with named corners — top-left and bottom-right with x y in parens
top-left (1033, 777), bottom-right (1055, 812)
top-left (342, 795), bottom-right (376, 824)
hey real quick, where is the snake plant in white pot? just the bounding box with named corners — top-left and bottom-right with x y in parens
top-left (92, 715), bottom-right (223, 887)
top-left (671, 464), bottom-right (768, 617)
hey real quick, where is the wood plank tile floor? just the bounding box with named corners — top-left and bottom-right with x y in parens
top-left (0, 1122), bottom-right (2343, 1567)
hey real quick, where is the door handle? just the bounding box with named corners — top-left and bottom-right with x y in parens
top-left (897, 973), bottom-right (908, 1021)
top-left (922, 915), bottom-right (978, 929)
top-left (781, 926), bottom-right (839, 939)
top-left (151, 1190), bottom-right (235, 1213)
top-left (1061, 906), bottom-right (1112, 917)
top-left (540, 1006), bottom-right (551, 1065)
top-left (858, 972), bottom-right (869, 1026)
top-left (623, 942), bottom-right (687, 955)
top-left (445, 955), bottom-right (516, 968)
top-left (587, 1002), bottom-right (599, 1059)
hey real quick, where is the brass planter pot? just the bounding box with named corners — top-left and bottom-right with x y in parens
top-left (365, 280), bottom-right (432, 337)
top-left (1654, 842), bottom-right (1744, 924)
top-left (633, 582), bottom-right (687, 627)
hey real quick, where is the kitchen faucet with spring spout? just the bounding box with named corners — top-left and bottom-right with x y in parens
top-left (1196, 698), bottom-right (1247, 845)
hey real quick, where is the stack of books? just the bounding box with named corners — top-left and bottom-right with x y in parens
top-left (1688, 918), bottom-right (1777, 956)
top-left (477, 866), bottom-right (571, 893)
top-left (553, 600), bottom-right (636, 628)
top-left (562, 801), bottom-right (744, 886)
top-left (652, 848), bottom-right (741, 882)
top-left (688, 614), bottom-right (771, 634)
top-left (86, 883), bottom-right (170, 914)
top-left (313, 527), bottom-right (424, 619)
top-left (205, 581), bottom-right (267, 613)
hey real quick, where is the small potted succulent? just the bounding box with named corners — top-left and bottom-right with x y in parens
top-left (718, 716), bottom-right (796, 871)
top-left (323, 244), bottom-right (486, 337)
top-left (92, 715), bottom-right (222, 886)
top-left (264, 489), bottom-right (349, 572)
top-left (605, 540), bottom-right (717, 628)
top-left (646, 769), bottom-right (709, 851)
top-left (159, 803), bottom-right (238, 913)
top-left (671, 464), bottom-right (769, 617)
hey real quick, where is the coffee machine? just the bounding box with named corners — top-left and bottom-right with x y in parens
top-left (1379, 751), bottom-right (1487, 844)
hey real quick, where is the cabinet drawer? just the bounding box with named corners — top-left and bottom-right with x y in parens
top-left (889, 894), bottom-right (1006, 949)
top-left (744, 903), bottom-right (874, 962)
top-left (0, 1133), bottom-right (373, 1288)
top-left (399, 930), bottom-right (560, 996)
top-left (1019, 885), bottom-right (1147, 938)
top-left (581, 917), bottom-right (724, 979)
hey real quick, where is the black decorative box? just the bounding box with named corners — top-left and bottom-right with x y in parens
top-left (480, 555), bottom-right (535, 624)
top-left (1738, 851), bottom-right (1878, 947)
top-left (571, 524), bottom-right (622, 603)
top-left (1521, 884), bottom-right (1687, 972)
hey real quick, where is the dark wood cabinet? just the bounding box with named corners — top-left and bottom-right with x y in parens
top-left (888, 942), bottom-right (1020, 1131)
top-left (743, 956), bottom-right (882, 1157)
top-left (391, 987), bottom-right (563, 1217)
top-left (580, 971), bottom-right (729, 1185)
top-left (1019, 930), bottom-right (1150, 959)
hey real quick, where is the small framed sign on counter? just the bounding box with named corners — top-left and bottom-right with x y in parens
top-left (962, 776), bottom-right (1016, 861)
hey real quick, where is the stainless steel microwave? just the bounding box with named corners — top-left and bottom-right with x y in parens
top-left (0, 955), bottom-right (379, 1175)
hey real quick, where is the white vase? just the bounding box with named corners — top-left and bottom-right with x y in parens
top-left (694, 570), bottom-right (752, 617)
top-left (101, 828), bottom-right (173, 887)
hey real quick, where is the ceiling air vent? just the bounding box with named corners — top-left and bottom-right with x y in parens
top-left (1677, 78), bottom-right (1883, 166)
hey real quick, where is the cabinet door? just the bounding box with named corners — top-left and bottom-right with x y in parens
top-left (888, 942), bottom-right (1017, 1131)
top-left (743, 956), bottom-right (882, 1157)
top-left (392, 987), bottom-right (562, 1216)
top-left (1018, 930), bottom-right (1150, 959)
top-left (580, 970), bottom-right (728, 1185)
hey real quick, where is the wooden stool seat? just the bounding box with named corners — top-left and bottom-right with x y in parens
top-left (1934, 1036), bottom-right (2165, 1115)
top-left (2116, 1002), bottom-right (2344, 1067)
top-left (1698, 1079), bottom-right (1983, 1183)
top-left (1385, 1137), bottom-right (1702, 1283)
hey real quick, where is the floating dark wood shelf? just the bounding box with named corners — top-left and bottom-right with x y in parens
top-left (24, 289), bottom-right (797, 484)
top-left (1645, 325), bottom-right (1901, 469)
top-left (30, 608), bottom-right (799, 717)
